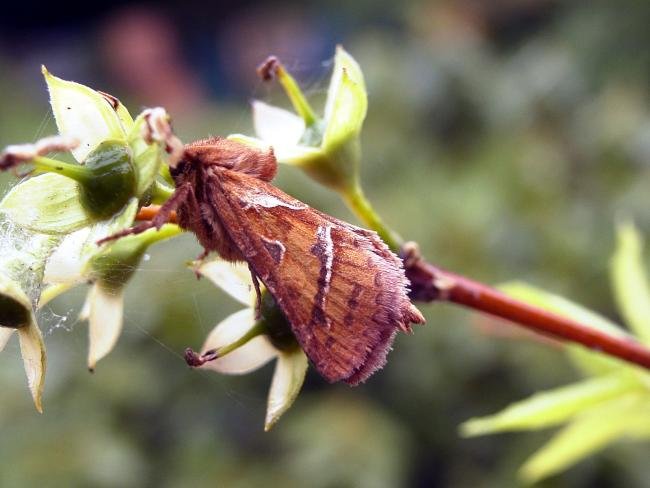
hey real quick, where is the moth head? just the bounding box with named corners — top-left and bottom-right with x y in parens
top-left (183, 137), bottom-right (277, 181)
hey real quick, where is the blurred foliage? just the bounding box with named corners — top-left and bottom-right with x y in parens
top-left (3, 1), bottom-right (650, 486)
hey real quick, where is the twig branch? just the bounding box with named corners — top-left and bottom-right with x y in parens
top-left (401, 242), bottom-right (650, 371)
top-left (136, 205), bottom-right (177, 223)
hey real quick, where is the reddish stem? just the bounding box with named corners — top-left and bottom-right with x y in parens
top-left (402, 243), bottom-right (650, 370)
top-left (136, 205), bottom-right (177, 223)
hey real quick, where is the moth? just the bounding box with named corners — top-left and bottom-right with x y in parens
top-left (110, 138), bottom-right (425, 384)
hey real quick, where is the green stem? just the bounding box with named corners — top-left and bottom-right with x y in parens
top-left (150, 181), bottom-right (175, 204)
top-left (342, 184), bottom-right (403, 251)
top-left (217, 322), bottom-right (267, 358)
top-left (160, 164), bottom-right (174, 186)
top-left (276, 64), bottom-right (319, 127)
top-left (39, 283), bottom-right (76, 308)
top-left (32, 156), bottom-right (91, 182)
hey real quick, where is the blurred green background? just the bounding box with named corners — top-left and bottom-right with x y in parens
top-left (2, 1), bottom-right (650, 486)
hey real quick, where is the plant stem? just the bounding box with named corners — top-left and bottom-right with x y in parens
top-left (342, 184), bottom-right (403, 250)
top-left (150, 181), bottom-right (175, 204)
top-left (136, 205), bottom-right (177, 223)
top-left (32, 156), bottom-right (90, 182)
top-left (217, 322), bottom-right (266, 358)
top-left (403, 247), bottom-right (650, 371)
top-left (275, 63), bottom-right (319, 127)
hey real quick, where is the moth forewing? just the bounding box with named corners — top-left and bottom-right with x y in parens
top-left (156, 138), bottom-right (424, 384)
top-left (203, 164), bottom-right (424, 384)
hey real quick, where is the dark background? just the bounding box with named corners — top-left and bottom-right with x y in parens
top-left (2, 1), bottom-right (650, 486)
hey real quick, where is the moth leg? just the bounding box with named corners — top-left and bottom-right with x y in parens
top-left (97, 184), bottom-right (192, 245)
top-left (192, 249), bottom-right (211, 280)
top-left (248, 263), bottom-right (263, 320)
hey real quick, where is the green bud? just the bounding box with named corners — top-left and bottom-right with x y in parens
top-left (78, 140), bottom-right (137, 220)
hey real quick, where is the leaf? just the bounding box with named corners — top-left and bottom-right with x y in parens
top-left (43, 66), bottom-right (127, 162)
top-left (0, 327), bottom-right (14, 351)
top-left (17, 320), bottom-right (46, 412)
top-left (81, 284), bottom-right (124, 371)
top-left (110, 96), bottom-right (134, 132)
top-left (322, 46), bottom-right (367, 154)
top-left (610, 221), bottom-right (650, 345)
top-left (42, 227), bottom-right (92, 286)
top-left (200, 309), bottom-right (277, 375)
top-left (129, 112), bottom-right (165, 196)
top-left (194, 259), bottom-right (255, 306)
top-left (499, 281), bottom-right (627, 376)
top-left (80, 198), bottom-right (138, 259)
top-left (265, 347), bottom-right (308, 431)
top-left (252, 100), bottom-right (305, 147)
top-left (0, 173), bottom-right (91, 234)
top-left (460, 373), bottom-right (641, 436)
top-left (519, 394), bottom-right (650, 483)
top-left (39, 198), bottom-right (138, 291)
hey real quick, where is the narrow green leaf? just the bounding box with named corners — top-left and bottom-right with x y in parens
top-left (0, 327), bottom-right (14, 351)
top-left (0, 173), bottom-right (91, 234)
top-left (265, 347), bottom-right (309, 431)
top-left (17, 320), bottom-right (46, 413)
top-left (194, 258), bottom-right (255, 306)
top-left (80, 198), bottom-right (138, 260)
top-left (500, 281), bottom-right (627, 375)
top-left (43, 66), bottom-right (127, 162)
top-left (322, 46), bottom-right (368, 155)
top-left (129, 112), bottom-right (165, 196)
top-left (81, 283), bottom-right (124, 371)
top-left (460, 373), bottom-right (640, 436)
top-left (610, 222), bottom-right (650, 345)
top-left (519, 394), bottom-right (650, 483)
top-left (110, 96), bottom-right (134, 132)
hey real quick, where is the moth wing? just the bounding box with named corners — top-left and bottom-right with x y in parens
top-left (209, 168), bottom-right (424, 384)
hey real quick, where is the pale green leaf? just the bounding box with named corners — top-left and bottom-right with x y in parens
top-left (0, 173), bottom-right (91, 234)
top-left (80, 198), bottom-right (138, 260)
top-left (0, 219), bottom-right (62, 307)
top-left (252, 100), bottom-right (305, 147)
top-left (82, 284), bottom-right (124, 371)
top-left (460, 373), bottom-right (641, 436)
top-left (111, 97), bottom-right (134, 132)
top-left (322, 46), bottom-right (367, 154)
top-left (129, 111), bottom-right (165, 196)
top-left (265, 347), bottom-right (309, 431)
top-left (40, 198), bottom-right (137, 297)
top-left (42, 227), bottom-right (91, 286)
top-left (520, 394), bottom-right (650, 483)
top-left (43, 66), bottom-right (126, 162)
top-left (610, 222), bottom-right (650, 344)
top-left (17, 320), bottom-right (46, 413)
top-left (194, 259), bottom-right (255, 306)
top-left (500, 281), bottom-right (628, 375)
top-left (0, 327), bottom-right (14, 351)
top-left (200, 309), bottom-right (277, 375)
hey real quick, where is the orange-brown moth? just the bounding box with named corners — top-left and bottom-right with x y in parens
top-left (109, 138), bottom-right (425, 384)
